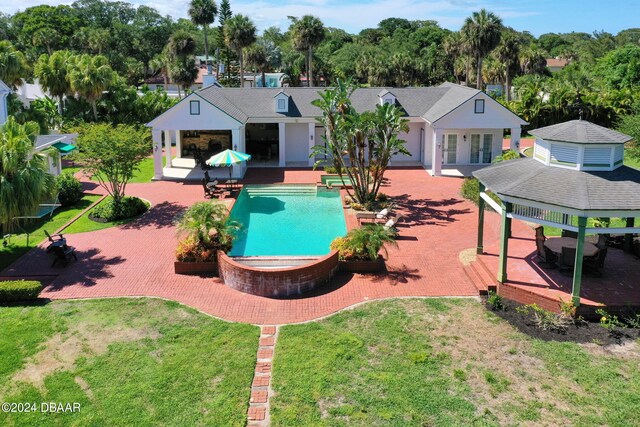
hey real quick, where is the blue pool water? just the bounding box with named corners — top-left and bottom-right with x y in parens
top-left (228, 185), bottom-right (347, 257)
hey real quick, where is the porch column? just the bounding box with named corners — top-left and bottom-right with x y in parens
top-left (308, 122), bottom-right (316, 167)
top-left (571, 216), bottom-right (588, 306)
top-left (477, 183), bottom-right (486, 254)
top-left (510, 127), bottom-right (521, 152)
top-left (624, 217), bottom-right (635, 253)
top-left (164, 130), bottom-right (172, 168)
top-left (497, 201), bottom-right (512, 283)
top-left (175, 130), bottom-right (182, 159)
top-left (431, 128), bottom-right (443, 176)
top-left (231, 127), bottom-right (241, 178)
top-left (152, 130), bottom-right (163, 180)
top-left (278, 122), bottom-right (286, 167)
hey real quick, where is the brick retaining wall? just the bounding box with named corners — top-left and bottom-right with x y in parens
top-left (217, 251), bottom-right (339, 298)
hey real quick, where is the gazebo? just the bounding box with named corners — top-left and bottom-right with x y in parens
top-left (473, 119), bottom-right (640, 306)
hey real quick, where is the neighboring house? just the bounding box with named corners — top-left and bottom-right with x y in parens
top-left (144, 67), bottom-right (222, 96)
top-left (546, 58), bottom-right (569, 73)
top-left (0, 79), bottom-right (76, 176)
top-left (14, 79), bottom-right (50, 107)
top-left (242, 73), bottom-right (289, 88)
top-left (147, 82), bottom-right (526, 180)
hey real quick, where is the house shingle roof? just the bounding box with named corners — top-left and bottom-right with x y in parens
top-left (529, 120), bottom-right (633, 144)
top-left (195, 83), bottom-right (488, 123)
top-left (473, 157), bottom-right (640, 212)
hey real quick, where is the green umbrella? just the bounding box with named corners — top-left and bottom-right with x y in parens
top-left (206, 149), bottom-right (252, 180)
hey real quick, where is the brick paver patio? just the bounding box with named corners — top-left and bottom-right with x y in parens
top-left (2, 167), bottom-right (499, 324)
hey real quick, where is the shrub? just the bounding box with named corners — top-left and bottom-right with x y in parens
top-left (486, 291), bottom-right (505, 311)
top-left (56, 173), bottom-right (84, 206)
top-left (330, 224), bottom-right (397, 261)
top-left (596, 308), bottom-right (626, 335)
top-left (516, 304), bottom-right (571, 333)
top-left (493, 150), bottom-right (521, 163)
top-left (324, 165), bottom-right (343, 174)
top-left (460, 177), bottom-right (501, 208)
top-left (0, 280), bottom-right (42, 302)
top-left (175, 237), bottom-right (217, 263)
top-left (91, 196), bottom-right (148, 222)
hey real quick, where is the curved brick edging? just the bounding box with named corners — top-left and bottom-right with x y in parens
top-left (218, 251), bottom-right (339, 298)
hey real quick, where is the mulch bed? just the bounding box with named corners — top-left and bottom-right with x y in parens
top-left (486, 298), bottom-right (640, 345)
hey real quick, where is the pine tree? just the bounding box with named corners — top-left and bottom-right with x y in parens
top-left (218, 0), bottom-right (232, 80)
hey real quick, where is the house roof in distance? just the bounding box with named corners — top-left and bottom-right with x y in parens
top-left (473, 157), bottom-right (640, 212)
top-left (529, 119), bottom-right (633, 144)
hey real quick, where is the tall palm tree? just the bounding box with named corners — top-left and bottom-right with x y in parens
top-left (188, 0), bottom-right (218, 74)
top-left (245, 43), bottom-right (269, 87)
top-left (495, 31), bottom-right (521, 100)
top-left (34, 50), bottom-right (73, 114)
top-left (461, 9), bottom-right (503, 90)
top-left (166, 30), bottom-right (198, 98)
top-left (289, 15), bottom-right (325, 87)
top-left (32, 28), bottom-right (59, 55)
top-left (0, 41), bottom-right (29, 88)
top-left (224, 14), bottom-right (256, 87)
top-left (68, 54), bottom-right (116, 121)
top-left (0, 116), bottom-right (56, 232)
top-left (520, 44), bottom-right (548, 75)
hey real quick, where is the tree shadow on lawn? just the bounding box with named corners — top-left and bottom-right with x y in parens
top-left (393, 193), bottom-right (471, 226)
top-left (120, 201), bottom-right (185, 230)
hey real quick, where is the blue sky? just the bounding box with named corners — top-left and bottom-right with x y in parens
top-left (2, 0), bottom-right (639, 37)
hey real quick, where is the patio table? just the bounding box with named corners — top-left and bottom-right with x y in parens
top-left (544, 237), bottom-right (598, 257)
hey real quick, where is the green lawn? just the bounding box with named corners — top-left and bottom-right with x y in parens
top-left (0, 195), bottom-right (101, 271)
top-left (64, 157), bottom-right (163, 183)
top-left (271, 299), bottom-right (640, 426)
top-left (0, 298), bottom-right (259, 427)
top-left (63, 196), bottom-right (150, 234)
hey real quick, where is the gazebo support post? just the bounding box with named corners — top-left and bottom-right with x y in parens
top-left (571, 216), bottom-right (588, 306)
top-left (624, 217), bottom-right (635, 253)
top-left (477, 183), bottom-right (485, 254)
top-left (497, 201), bottom-right (512, 283)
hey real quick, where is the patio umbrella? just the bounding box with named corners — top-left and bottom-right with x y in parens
top-left (206, 149), bottom-right (252, 180)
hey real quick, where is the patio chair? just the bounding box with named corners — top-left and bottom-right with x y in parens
top-left (534, 226), bottom-right (557, 267)
top-left (584, 246), bottom-right (607, 277)
top-left (595, 234), bottom-right (609, 250)
top-left (50, 244), bottom-right (77, 267)
top-left (204, 170), bottom-right (215, 183)
top-left (44, 229), bottom-right (66, 253)
top-left (202, 178), bottom-right (221, 198)
top-left (561, 230), bottom-right (578, 238)
top-left (558, 246), bottom-right (576, 273)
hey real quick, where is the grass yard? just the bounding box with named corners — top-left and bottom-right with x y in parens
top-left (64, 157), bottom-right (163, 183)
top-left (0, 298), bottom-right (259, 427)
top-left (0, 195), bottom-right (101, 271)
top-left (271, 298), bottom-right (640, 427)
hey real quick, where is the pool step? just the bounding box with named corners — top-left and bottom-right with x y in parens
top-left (245, 184), bottom-right (317, 197)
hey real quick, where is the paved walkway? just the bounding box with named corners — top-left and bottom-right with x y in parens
top-left (247, 326), bottom-right (278, 426)
top-left (2, 167), bottom-right (499, 324)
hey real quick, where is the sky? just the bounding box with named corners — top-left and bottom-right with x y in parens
top-left (2, 0), bottom-right (639, 37)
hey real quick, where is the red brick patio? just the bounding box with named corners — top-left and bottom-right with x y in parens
top-left (2, 167), bottom-right (497, 324)
top-left (475, 213), bottom-right (640, 316)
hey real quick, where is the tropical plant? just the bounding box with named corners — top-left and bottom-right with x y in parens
top-left (245, 43), bottom-right (269, 87)
top-left (289, 15), bottom-right (325, 87)
top-left (176, 201), bottom-right (240, 261)
top-left (56, 172), bottom-right (83, 206)
top-left (166, 30), bottom-right (198, 98)
top-left (495, 31), bottom-right (521, 101)
top-left (461, 9), bottom-right (503, 90)
top-left (330, 224), bottom-right (397, 261)
top-left (74, 123), bottom-right (150, 208)
top-left (32, 27), bottom-right (60, 55)
top-left (188, 0), bottom-right (218, 74)
top-left (0, 117), bottom-right (56, 232)
top-left (68, 54), bottom-right (116, 120)
top-left (0, 41), bottom-right (29, 88)
top-left (311, 80), bottom-right (409, 208)
top-left (224, 14), bottom-right (256, 87)
top-left (34, 50), bottom-right (73, 114)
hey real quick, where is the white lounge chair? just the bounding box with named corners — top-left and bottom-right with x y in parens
top-left (356, 204), bottom-right (395, 223)
top-left (383, 215), bottom-right (402, 231)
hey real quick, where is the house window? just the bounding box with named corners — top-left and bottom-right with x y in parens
top-left (474, 99), bottom-right (485, 114)
top-left (278, 99), bottom-right (286, 110)
top-left (190, 100), bottom-right (200, 115)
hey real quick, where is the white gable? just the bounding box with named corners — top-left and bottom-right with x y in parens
top-left (147, 93), bottom-right (242, 131)
top-left (274, 92), bottom-right (289, 113)
top-left (433, 92), bottom-right (527, 129)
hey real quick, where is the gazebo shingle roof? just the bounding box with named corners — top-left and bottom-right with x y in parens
top-left (473, 158), bottom-right (640, 212)
top-left (529, 119), bottom-right (633, 144)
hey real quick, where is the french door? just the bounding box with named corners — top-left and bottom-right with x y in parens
top-left (469, 134), bottom-right (493, 164)
top-left (443, 134), bottom-right (457, 164)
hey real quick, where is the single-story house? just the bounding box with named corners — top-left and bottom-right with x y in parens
top-left (546, 58), bottom-right (569, 73)
top-left (146, 82), bottom-right (527, 180)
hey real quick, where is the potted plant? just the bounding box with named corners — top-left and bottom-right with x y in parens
top-left (330, 224), bottom-right (397, 273)
top-left (174, 201), bottom-right (239, 275)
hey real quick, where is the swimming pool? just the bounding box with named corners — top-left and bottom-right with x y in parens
top-left (321, 174), bottom-right (353, 187)
top-left (228, 184), bottom-right (347, 257)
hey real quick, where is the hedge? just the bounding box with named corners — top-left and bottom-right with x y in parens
top-left (0, 280), bottom-right (43, 302)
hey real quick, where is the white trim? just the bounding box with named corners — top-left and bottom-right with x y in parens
top-left (480, 192), bottom-right (502, 213)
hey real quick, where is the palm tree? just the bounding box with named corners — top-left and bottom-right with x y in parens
top-left (34, 51), bottom-right (73, 114)
top-left (461, 9), bottom-right (503, 90)
top-left (68, 54), bottom-right (116, 121)
top-left (245, 43), bottom-right (269, 87)
top-left (495, 31), bottom-right (521, 100)
top-left (520, 44), bottom-right (548, 75)
top-left (168, 30), bottom-right (197, 58)
top-left (224, 14), bottom-right (256, 87)
top-left (32, 28), bottom-right (59, 55)
top-left (0, 117), bottom-right (56, 233)
top-left (177, 201), bottom-right (240, 251)
top-left (0, 41), bottom-right (29, 88)
top-left (289, 15), bottom-right (325, 87)
top-left (169, 57), bottom-right (199, 98)
top-left (166, 30), bottom-right (198, 98)
top-left (188, 0), bottom-right (218, 74)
